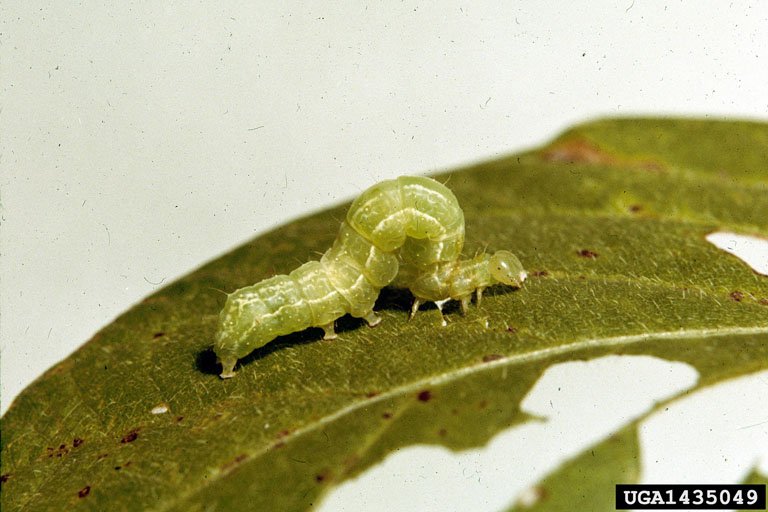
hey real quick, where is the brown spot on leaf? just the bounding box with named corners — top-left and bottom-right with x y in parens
top-left (120, 428), bottom-right (140, 444)
top-left (342, 455), bottom-right (360, 472)
top-left (531, 270), bottom-right (549, 277)
top-left (315, 469), bottom-right (332, 483)
top-left (78, 486), bottom-right (91, 498)
top-left (577, 249), bottom-right (599, 259)
top-left (96, 453), bottom-right (109, 461)
top-left (1, 473), bottom-right (10, 484)
top-left (45, 444), bottom-right (70, 458)
top-left (540, 138), bottom-right (617, 165)
top-left (438, 428), bottom-right (447, 437)
top-left (221, 453), bottom-right (249, 473)
top-left (175, 416), bottom-right (184, 422)
top-left (639, 160), bottom-right (664, 172)
top-left (628, 204), bottom-right (643, 213)
top-left (478, 400), bottom-right (488, 409)
top-left (729, 291), bottom-right (744, 302)
top-left (759, 298), bottom-right (768, 306)
top-left (506, 326), bottom-right (518, 333)
top-left (365, 391), bottom-right (380, 398)
top-left (417, 390), bottom-right (432, 402)
top-left (73, 438), bottom-right (84, 448)
top-left (44, 357), bottom-right (75, 377)
top-left (152, 332), bottom-right (165, 339)
top-left (277, 429), bottom-right (293, 439)
top-left (382, 412), bottom-right (392, 420)
top-left (541, 138), bottom-right (664, 171)
top-left (482, 354), bottom-right (504, 363)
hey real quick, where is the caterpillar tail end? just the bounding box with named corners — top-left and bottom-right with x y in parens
top-left (218, 357), bottom-right (238, 379)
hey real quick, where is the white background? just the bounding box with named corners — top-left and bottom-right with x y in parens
top-left (1, 2), bottom-right (767, 509)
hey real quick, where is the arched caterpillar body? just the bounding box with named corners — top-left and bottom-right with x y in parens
top-left (215, 176), bottom-right (526, 378)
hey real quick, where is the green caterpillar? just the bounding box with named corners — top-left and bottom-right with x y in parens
top-left (214, 176), bottom-right (526, 378)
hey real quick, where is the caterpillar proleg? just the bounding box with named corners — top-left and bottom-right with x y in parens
top-left (214, 176), bottom-right (526, 378)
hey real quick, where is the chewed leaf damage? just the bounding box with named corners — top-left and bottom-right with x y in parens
top-left (706, 232), bottom-right (768, 276)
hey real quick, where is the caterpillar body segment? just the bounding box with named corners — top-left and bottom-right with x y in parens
top-left (346, 175), bottom-right (465, 260)
top-left (215, 261), bottom-right (353, 378)
top-left (396, 250), bottom-right (527, 321)
top-left (321, 222), bottom-right (399, 288)
top-left (214, 176), bottom-right (525, 378)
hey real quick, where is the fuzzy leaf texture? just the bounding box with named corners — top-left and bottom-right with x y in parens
top-left (2, 118), bottom-right (767, 511)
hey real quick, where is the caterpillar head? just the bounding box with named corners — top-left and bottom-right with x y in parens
top-left (489, 250), bottom-right (527, 287)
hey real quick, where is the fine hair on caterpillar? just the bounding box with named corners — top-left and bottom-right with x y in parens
top-left (214, 175), bottom-right (526, 378)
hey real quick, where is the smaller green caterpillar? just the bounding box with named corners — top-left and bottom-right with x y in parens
top-left (215, 176), bottom-right (526, 378)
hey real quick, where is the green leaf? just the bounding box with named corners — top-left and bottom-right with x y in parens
top-left (739, 470), bottom-right (768, 512)
top-left (507, 424), bottom-right (641, 511)
top-left (2, 118), bottom-right (767, 511)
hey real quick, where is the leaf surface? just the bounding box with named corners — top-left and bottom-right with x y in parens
top-left (2, 118), bottom-right (767, 511)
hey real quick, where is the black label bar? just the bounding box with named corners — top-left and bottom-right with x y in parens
top-left (616, 484), bottom-right (766, 510)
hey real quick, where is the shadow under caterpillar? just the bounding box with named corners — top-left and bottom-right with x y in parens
top-left (215, 175), bottom-right (526, 378)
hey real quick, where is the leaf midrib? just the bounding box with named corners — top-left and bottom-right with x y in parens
top-left (156, 325), bottom-right (768, 512)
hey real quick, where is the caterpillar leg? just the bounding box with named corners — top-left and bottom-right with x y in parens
top-left (476, 287), bottom-right (485, 306)
top-left (434, 299), bottom-right (449, 327)
top-left (362, 311), bottom-right (382, 327)
top-left (321, 322), bottom-right (338, 340)
top-left (219, 357), bottom-right (238, 380)
top-left (460, 295), bottom-right (471, 315)
top-left (409, 299), bottom-right (422, 320)
top-left (410, 298), bottom-right (449, 326)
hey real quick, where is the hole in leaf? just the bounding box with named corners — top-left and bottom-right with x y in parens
top-left (316, 356), bottom-right (698, 512)
top-left (706, 232), bottom-right (768, 276)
